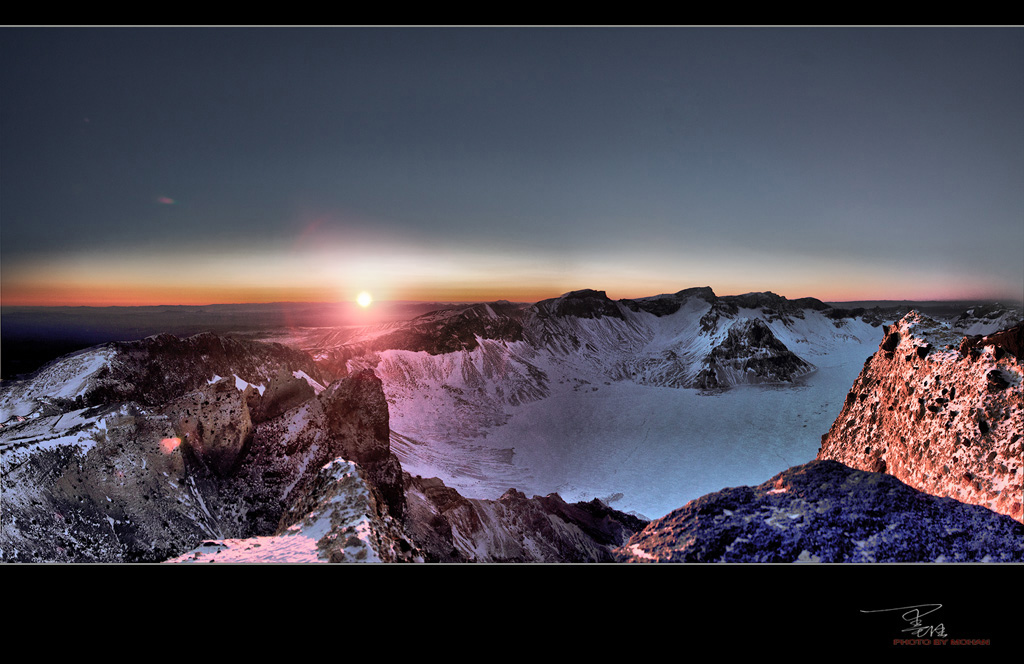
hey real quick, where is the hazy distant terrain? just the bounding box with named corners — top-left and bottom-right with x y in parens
top-left (0, 301), bottom-right (479, 379)
top-left (5, 298), bottom-right (1017, 380)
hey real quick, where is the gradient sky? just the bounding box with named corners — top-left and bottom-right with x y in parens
top-left (2, 27), bottom-right (1022, 306)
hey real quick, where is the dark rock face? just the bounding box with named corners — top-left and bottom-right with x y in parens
top-left (404, 474), bottom-right (647, 562)
top-left (621, 287), bottom-right (718, 317)
top-left (693, 318), bottom-right (813, 389)
top-left (1, 334), bottom-right (408, 562)
top-left (717, 291), bottom-right (829, 321)
top-left (320, 370), bottom-right (405, 521)
top-left (250, 367), bottom-right (317, 424)
top-left (366, 302), bottom-right (527, 356)
top-left (83, 332), bottom-right (326, 408)
top-left (615, 460), bottom-right (1024, 563)
top-left (163, 379), bottom-right (255, 477)
top-left (880, 326), bottom-right (901, 353)
top-left (532, 290), bottom-right (626, 320)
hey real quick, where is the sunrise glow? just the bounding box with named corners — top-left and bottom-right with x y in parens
top-left (1, 28), bottom-right (1020, 310)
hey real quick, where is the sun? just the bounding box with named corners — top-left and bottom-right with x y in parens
top-left (356, 291), bottom-right (373, 308)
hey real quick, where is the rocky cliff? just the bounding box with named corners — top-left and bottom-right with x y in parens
top-left (404, 474), bottom-right (646, 562)
top-left (0, 334), bottom-right (410, 562)
top-left (614, 313), bottom-right (1024, 563)
top-left (692, 318), bottom-right (814, 389)
top-left (165, 459), bottom-right (417, 563)
top-left (1, 332), bottom-right (645, 563)
top-left (817, 314), bottom-right (1022, 522)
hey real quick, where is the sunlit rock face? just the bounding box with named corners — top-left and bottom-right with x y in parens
top-left (614, 460), bottom-right (1024, 563)
top-left (817, 314), bottom-right (1023, 522)
top-left (404, 474), bottom-right (648, 562)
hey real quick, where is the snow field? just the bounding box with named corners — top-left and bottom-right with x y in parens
top-left (386, 319), bottom-right (882, 519)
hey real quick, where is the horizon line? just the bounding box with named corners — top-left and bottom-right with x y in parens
top-left (3, 293), bottom-right (1023, 310)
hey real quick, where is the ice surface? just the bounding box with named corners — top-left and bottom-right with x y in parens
top-left (456, 361), bottom-right (871, 519)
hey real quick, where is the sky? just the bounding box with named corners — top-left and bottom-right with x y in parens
top-left (2, 27), bottom-right (1022, 306)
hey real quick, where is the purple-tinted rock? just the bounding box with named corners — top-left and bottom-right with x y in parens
top-left (615, 460), bottom-right (1024, 563)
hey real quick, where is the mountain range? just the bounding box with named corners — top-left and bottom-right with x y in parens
top-left (1, 288), bottom-right (1021, 562)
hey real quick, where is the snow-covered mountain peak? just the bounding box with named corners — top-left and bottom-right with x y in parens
top-left (950, 302), bottom-right (1023, 337)
top-left (0, 345), bottom-right (115, 423)
top-left (691, 316), bottom-right (815, 389)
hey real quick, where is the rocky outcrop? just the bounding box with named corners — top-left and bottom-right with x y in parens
top-left (363, 302), bottom-right (527, 356)
top-left (83, 332), bottom-right (326, 409)
top-left (720, 291), bottom-right (830, 318)
top-left (404, 474), bottom-right (647, 562)
top-left (164, 368), bottom-right (407, 544)
top-left (621, 287), bottom-right (718, 317)
top-left (959, 321), bottom-right (1024, 361)
top-left (164, 379), bottom-right (255, 477)
top-left (1, 403), bottom-right (219, 562)
top-left (532, 289), bottom-right (627, 320)
top-left (319, 370), bottom-right (406, 521)
top-left (249, 367), bottom-right (318, 424)
top-left (693, 318), bottom-right (814, 389)
top-left (949, 303), bottom-right (1023, 338)
top-left (615, 460), bottom-right (1024, 563)
top-left (166, 459), bottom-right (419, 563)
top-left (817, 314), bottom-right (1023, 522)
top-left (1, 334), bottom-right (408, 562)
